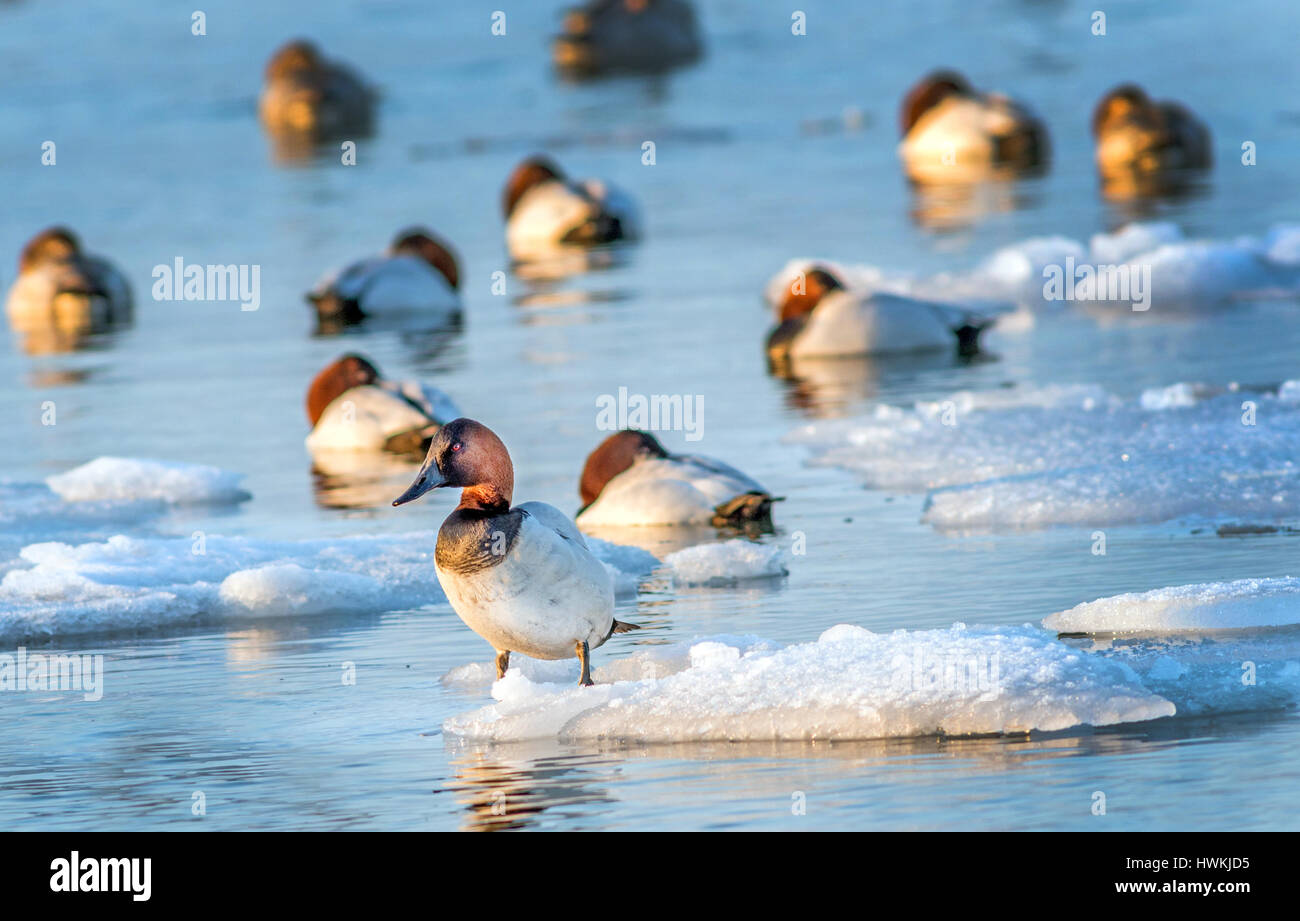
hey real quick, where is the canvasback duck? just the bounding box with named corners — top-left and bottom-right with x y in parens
top-left (899, 70), bottom-right (1048, 182)
top-left (576, 430), bottom-right (777, 529)
top-left (259, 39), bottom-right (375, 139)
top-left (553, 0), bottom-right (702, 77)
top-left (5, 227), bottom-right (132, 350)
top-left (766, 264), bottom-right (990, 359)
top-left (1092, 84), bottom-right (1212, 176)
top-left (393, 419), bottom-right (638, 686)
top-left (503, 156), bottom-right (639, 260)
top-left (306, 228), bottom-right (460, 329)
top-left (305, 353), bottom-right (461, 454)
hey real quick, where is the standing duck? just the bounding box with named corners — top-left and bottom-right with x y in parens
top-left (1092, 84), bottom-right (1211, 198)
top-left (305, 353), bottom-right (460, 454)
top-left (259, 39), bottom-right (375, 140)
top-left (898, 70), bottom-right (1048, 182)
top-left (766, 264), bottom-right (990, 360)
top-left (553, 0), bottom-right (702, 77)
top-left (393, 419), bottom-right (637, 686)
top-left (5, 227), bottom-right (132, 351)
top-left (503, 156), bottom-right (639, 260)
top-left (306, 228), bottom-right (460, 329)
top-left (576, 430), bottom-right (777, 528)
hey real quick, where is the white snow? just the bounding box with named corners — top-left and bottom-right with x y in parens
top-left (1045, 577), bottom-right (1300, 634)
top-left (442, 623), bottom-right (1174, 742)
top-left (786, 381), bottom-right (1300, 532)
top-left (46, 457), bottom-right (251, 505)
top-left (663, 539), bottom-right (788, 586)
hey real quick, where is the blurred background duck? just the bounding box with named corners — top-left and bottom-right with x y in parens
top-left (306, 228), bottom-right (460, 332)
top-left (553, 0), bottom-right (702, 77)
top-left (764, 262), bottom-right (992, 362)
top-left (898, 69), bottom-right (1048, 183)
top-left (5, 227), bottom-right (131, 354)
top-left (305, 352), bottom-right (460, 455)
top-left (576, 430), bottom-right (777, 530)
top-left (1092, 83), bottom-right (1212, 201)
top-left (503, 156), bottom-right (639, 262)
top-left (259, 39), bottom-right (375, 156)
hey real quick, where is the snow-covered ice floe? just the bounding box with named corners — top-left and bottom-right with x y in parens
top-left (1046, 577), bottom-right (1300, 634)
top-left (766, 221), bottom-right (1300, 316)
top-left (786, 380), bottom-right (1300, 532)
top-left (0, 531), bottom-right (657, 641)
top-left (441, 624), bottom-right (1174, 742)
top-left (664, 539), bottom-right (787, 586)
top-left (46, 457), bottom-right (251, 505)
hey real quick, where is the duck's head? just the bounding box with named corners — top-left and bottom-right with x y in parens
top-left (777, 266), bottom-right (844, 321)
top-left (306, 353), bottom-right (380, 426)
top-left (394, 418), bottom-right (514, 510)
top-left (900, 70), bottom-right (972, 136)
top-left (503, 156), bottom-right (565, 218)
top-left (266, 39), bottom-right (325, 82)
top-left (1092, 84), bottom-right (1156, 138)
top-left (579, 429), bottom-right (668, 507)
top-left (390, 227), bottom-right (460, 289)
top-left (19, 227), bottom-right (81, 273)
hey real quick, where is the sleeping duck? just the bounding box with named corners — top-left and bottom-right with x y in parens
top-left (553, 0), bottom-right (702, 77)
top-left (5, 227), bottom-right (132, 352)
top-left (576, 429), bottom-right (776, 529)
top-left (305, 353), bottom-right (460, 455)
top-left (306, 228), bottom-right (460, 329)
top-left (503, 156), bottom-right (639, 260)
top-left (765, 263), bottom-right (991, 361)
top-left (899, 70), bottom-right (1048, 182)
top-left (1092, 84), bottom-right (1211, 196)
top-left (392, 418), bottom-right (639, 687)
top-left (259, 39), bottom-right (375, 141)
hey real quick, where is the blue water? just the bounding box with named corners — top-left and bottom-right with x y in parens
top-left (1, 0), bottom-right (1298, 830)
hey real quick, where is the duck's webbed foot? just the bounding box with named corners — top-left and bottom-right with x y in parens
top-left (576, 640), bottom-right (594, 687)
top-left (495, 649), bottom-right (511, 679)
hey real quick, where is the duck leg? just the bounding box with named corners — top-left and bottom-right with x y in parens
top-left (575, 640), bottom-right (594, 687)
top-left (495, 649), bottom-right (511, 679)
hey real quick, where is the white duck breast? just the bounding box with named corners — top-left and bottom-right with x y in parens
top-left (577, 456), bottom-right (768, 527)
top-left (311, 254), bottom-right (459, 316)
top-left (436, 502), bottom-right (615, 660)
top-left (306, 382), bottom-right (458, 452)
top-left (6, 260), bottom-right (131, 330)
top-left (901, 96), bottom-right (1004, 165)
top-left (789, 289), bottom-right (959, 358)
top-left (506, 179), bottom-right (638, 253)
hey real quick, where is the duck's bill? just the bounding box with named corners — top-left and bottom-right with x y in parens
top-left (392, 461), bottom-right (447, 506)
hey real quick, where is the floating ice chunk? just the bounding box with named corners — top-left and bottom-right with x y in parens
top-left (218, 563), bottom-right (393, 617)
top-left (1045, 577), bottom-right (1300, 634)
top-left (46, 458), bottom-right (251, 505)
top-left (442, 624), bottom-right (1174, 742)
top-left (664, 539), bottom-right (787, 586)
top-left (788, 382), bottom-right (1300, 531)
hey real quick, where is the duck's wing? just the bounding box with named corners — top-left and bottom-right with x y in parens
top-left (518, 501), bottom-right (591, 549)
top-left (84, 255), bottom-right (133, 322)
top-left (383, 379), bottom-right (462, 426)
top-left (578, 179), bottom-right (641, 236)
top-left (305, 384), bottom-right (435, 452)
top-left (308, 255), bottom-right (382, 301)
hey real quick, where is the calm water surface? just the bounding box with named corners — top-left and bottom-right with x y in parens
top-left (2, 0), bottom-right (1298, 830)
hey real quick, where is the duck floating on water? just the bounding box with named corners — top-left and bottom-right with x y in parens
top-left (260, 39), bottom-right (375, 141)
top-left (503, 156), bottom-right (639, 261)
top-left (393, 419), bottom-right (638, 686)
top-left (306, 228), bottom-right (460, 330)
top-left (899, 70), bottom-right (1048, 183)
top-left (5, 227), bottom-right (132, 353)
top-left (305, 353), bottom-right (460, 455)
top-left (1092, 84), bottom-right (1211, 200)
top-left (553, 0), bottom-right (702, 77)
top-left (576, 430), bottom-right (777, 529)
top-left (766, 264), bottom-right (991, 361)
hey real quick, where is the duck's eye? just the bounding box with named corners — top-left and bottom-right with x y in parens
top-left (451, 442), bottom-right (463, 452)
